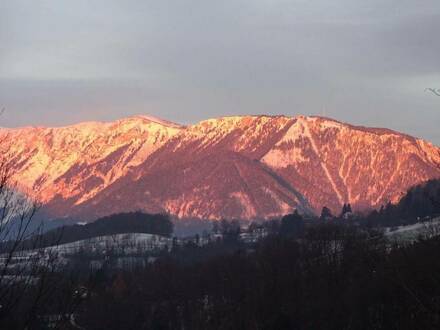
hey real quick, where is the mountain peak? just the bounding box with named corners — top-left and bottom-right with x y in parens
top-left (120, 115), bottom-right (184, 129)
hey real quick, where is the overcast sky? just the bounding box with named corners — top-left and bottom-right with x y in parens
top-left (0, 0), bottom-right (439, 144)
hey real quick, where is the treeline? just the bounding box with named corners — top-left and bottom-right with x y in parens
top-left (365, 179), bottom-right (440, 226)
top-left (47, 212), bottom-right (173, 244)
top-left (74, 222), bottom-right (440, 329)
top-left (1, 212), bottom-right (173, 252)
top-left (317, 179), bottom-right (440, 227)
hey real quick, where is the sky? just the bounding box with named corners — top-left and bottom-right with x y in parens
top-left (0, 0), bottom-right (439, 144)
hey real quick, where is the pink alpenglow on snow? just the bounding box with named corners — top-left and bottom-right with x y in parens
top-left (2, 115), bottom-right (439, 221)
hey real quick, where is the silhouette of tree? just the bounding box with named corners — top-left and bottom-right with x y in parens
top-left (279, 210), bottom-right (304, 238)
top-left (0, 126), bottom-right (78, 328)
top-left (319, 206), bottom-right (333, 221)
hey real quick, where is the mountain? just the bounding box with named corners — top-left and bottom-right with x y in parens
top-left (2, 115), bottom-right (182, 203)
top-left (2, 115), bottom-right (440, 221)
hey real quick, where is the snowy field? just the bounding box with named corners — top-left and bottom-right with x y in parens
top-left (385, 217), bottom-right (440, 243)
top-left (44, 233), bottom-right (173, 256)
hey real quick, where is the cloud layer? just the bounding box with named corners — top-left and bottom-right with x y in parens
top-left (1, 0), bottom-right (439, 143)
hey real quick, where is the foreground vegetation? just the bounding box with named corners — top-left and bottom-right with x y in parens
top-left (73, 222), bottom-right (440, 330)
top-left (1, 179), bottom-right (439, 329)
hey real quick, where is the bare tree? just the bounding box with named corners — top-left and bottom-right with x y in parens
top-left (0, 115), bottom-right (77, 328)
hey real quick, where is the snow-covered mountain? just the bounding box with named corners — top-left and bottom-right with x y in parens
top-left (2, 115), bottom-right (440, 221)
top-left (2, 116), bottom-right (183, 204)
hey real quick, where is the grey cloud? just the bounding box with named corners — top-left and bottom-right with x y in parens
top-left (0, 0), bottom-right (439, 144)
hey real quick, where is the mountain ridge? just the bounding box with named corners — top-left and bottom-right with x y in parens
top-left (2, 114), bottom-right (439, 221)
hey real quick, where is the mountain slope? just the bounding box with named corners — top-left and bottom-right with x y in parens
top-left (261, 116), bottom-right (440, 213)
top-left (1, 116), bottom-right (183, 204)
top-left (2, 115), bottom-right (440, 221)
